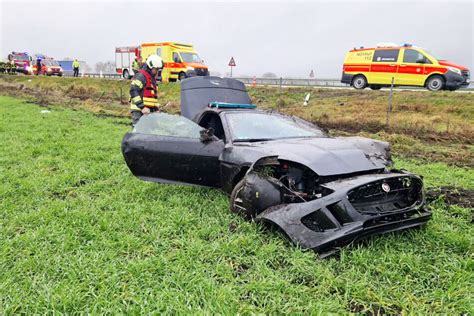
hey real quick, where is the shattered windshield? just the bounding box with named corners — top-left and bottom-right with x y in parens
top-left (226, 112), bottom-right (325, 142)
top-left (133, 113), bottom-right (202, 138)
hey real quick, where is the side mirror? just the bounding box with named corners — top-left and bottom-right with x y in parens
top-left (200, 127), bottom-right (215, 142)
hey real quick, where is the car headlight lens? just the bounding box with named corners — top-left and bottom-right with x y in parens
top-left (47, 67), bottom-right (51, 72)
top-left (448, 67), bottom-right (461, 75)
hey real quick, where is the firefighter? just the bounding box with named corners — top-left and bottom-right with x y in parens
top-left (129, 54), bottom-right (163, 126)
top-left (72, 59), bottom-right (80, 77)
top-left (36, 58), bottom-right (42, 76)
top-left (132, 57), bottom-right (141, 74)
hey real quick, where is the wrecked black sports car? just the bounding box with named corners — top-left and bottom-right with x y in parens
top-left (122, 76), bottom-right (431, 255)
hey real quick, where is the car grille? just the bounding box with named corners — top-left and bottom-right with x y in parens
top-left (461, 70), bottom-right (470, 79)
top-left (195, 68), bottom-right (208, 76)
top-left (347, 176), bottom-right (423, 215)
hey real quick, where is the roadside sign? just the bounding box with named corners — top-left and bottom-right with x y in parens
top-left (228, 57), bottom-right (236, 77)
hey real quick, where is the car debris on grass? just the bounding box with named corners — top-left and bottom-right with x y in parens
top-left (122, 77), bottom-right (432, 256)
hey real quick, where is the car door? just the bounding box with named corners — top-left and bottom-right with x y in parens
top-left (122, 113), bottom-right (224, 187)
top-left (398, 48), bottom-right (429, 86)
top-left (370, 49), bottom-right (400, 84)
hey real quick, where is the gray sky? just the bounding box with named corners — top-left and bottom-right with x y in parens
top-left (1, 0), bottom-right (473, 77)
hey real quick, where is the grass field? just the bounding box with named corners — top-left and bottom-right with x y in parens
top-left (0, 92), bottom-right (473, 313)
top-left (1, 75), bottom-right (473, 167)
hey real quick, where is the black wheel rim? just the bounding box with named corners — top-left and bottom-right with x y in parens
top-left (232, 187), bottom-right (248, 215)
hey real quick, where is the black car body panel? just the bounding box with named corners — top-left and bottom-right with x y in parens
top-left (121, 76), bottom-right (431, 255)
top-left (181, 76), bottom-right (251, 122)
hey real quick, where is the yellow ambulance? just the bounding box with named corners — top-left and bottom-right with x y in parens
top-left (116, 42), bottom-right (209, 82)
top-left (341, 44), bottom-right (470, 91)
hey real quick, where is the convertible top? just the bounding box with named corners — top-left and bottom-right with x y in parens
top-left (180, 76), bottom-right (252, 122)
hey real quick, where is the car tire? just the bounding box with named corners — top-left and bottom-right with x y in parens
top-left (426, 75), bottom-right (444, 91)
top-left (178, 72), bottom-right (186, 81)
top-left (123, 69), bottom-right (130, 80)
top-left (229, 179), bottom-right (253, 219)
top-left (352, 75), bottom-right (367, 89)
top-left (369, 85), bottom-right (382, 90)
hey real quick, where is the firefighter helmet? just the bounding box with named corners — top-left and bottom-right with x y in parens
top-left (146, 54), bottom-right (163, 69)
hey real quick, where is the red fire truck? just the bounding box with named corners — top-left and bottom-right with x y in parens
top-left (8, 52), bottom-right (33, 74)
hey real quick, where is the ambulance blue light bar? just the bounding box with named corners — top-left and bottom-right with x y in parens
top-left (208, 102), bottom-right (256, 109)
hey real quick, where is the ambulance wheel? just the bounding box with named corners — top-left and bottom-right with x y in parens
top-left (123, 69), bottom-right (130, 80)
top-left (369, 85), bottom-right (382, 90)
top-left (178, 72), bottom-right (186, 81)
top-left (426, 75), bottom-right (444, 91)
top-left (352, 75), bottom-right (367, 89)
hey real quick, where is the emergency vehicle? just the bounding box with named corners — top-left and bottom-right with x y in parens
top-left (342, 44), bottom-right (470, 91)
top-left (115, 42), bottom-right (209, 82)
top-left (7, 52), bottom-right (33, 74)
top-left (32, 56), bottom-right (63, 76)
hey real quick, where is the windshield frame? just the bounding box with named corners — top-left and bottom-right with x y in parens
top-left (12, 53), bottom-right (29, 61)
top-left (221, 110), bottom-right (327, 143)
top-left (179, 52), bottom-right (202, 63)
top-left (43, 59), bottom-right (60, 66)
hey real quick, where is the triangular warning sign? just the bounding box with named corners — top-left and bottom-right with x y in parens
top-left (309, 69), bottom-right (314, 78)
top-left (228, 57), bottom-right (236, 67)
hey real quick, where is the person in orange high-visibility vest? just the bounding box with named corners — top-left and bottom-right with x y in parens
top-left (129, 54), bottom-right (163, 126)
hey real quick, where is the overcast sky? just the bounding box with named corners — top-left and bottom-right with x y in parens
top-left (1, 0), bottom-right (472, 77)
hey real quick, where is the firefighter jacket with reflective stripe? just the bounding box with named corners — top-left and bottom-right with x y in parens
top-left (72, 60), bottom-right (80, 68)
top-left (132, 59), bottom-right (140, 71)
top-left (130, 66), bottom-right (158, 110)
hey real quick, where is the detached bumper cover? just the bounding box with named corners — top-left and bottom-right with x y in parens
top-left (255, 173), bottom-right (431, 255)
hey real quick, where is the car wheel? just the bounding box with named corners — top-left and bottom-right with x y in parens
top-left (178, 72), bottom-right (186, 81)
top-left (369, 85), bottom-right (382, 90)
top-left (123, 69), bottom-right (130, 79)
top-left (352, 75), bottom-right (367, 89)
top-left (426, 75), bottom-right (444, 91)
top-left (229, 179), bottom-right (253, 219)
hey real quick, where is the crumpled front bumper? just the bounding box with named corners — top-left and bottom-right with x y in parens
top-left (255, 172), bottom-right (431, 256)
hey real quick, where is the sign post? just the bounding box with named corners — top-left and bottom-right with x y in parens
top-left (309, 69), bottom-right (315, 86)
top-left (228, 57), bottom-right (236, 77)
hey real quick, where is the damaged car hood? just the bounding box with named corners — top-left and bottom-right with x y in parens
top-left (230, 136), bottom-right (390, 176)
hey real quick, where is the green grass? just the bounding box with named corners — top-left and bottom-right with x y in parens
top-left (1, 75), bottom-right (472, 167)
top-left (0, 95), bottom-right (473, 313)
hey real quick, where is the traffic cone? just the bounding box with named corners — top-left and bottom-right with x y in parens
top-left (252, 76), bottom-right (256, 87)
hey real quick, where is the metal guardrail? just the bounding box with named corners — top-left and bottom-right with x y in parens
top-left (233, 77), bottom-right (347, 87)
top-left (62, 72), bottom-right (122, 79)
top-left (4, 72), bottom-right (474, 89)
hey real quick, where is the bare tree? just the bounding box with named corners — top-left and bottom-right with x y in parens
top-left (262, 72), bottom-right (278, 78)
top-left (95, 61), bottom-right (115, 74)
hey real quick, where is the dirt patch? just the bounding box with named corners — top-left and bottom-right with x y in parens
top-left (426, 187), bottom-right (473, 210)
top-left (317, 119), bottom-right (474, 145)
